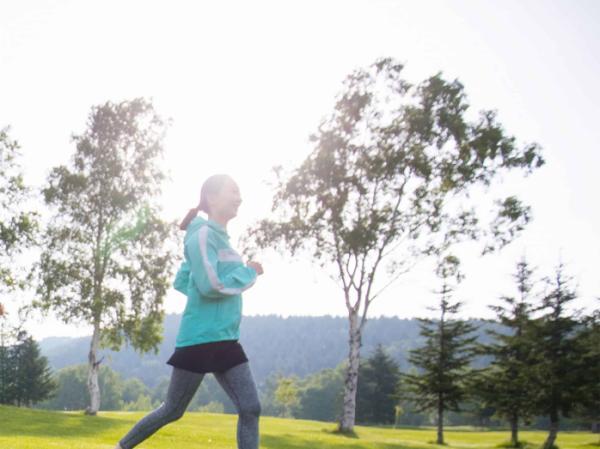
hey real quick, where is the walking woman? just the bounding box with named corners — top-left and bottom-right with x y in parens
top-left (115, 174), bottom-right (263, 449)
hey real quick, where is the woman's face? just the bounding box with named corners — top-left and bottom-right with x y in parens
top-left (208, 177), bottom-right (242, 221)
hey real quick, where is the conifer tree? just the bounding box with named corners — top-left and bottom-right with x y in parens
top-left (574, 305), bottom-right (600, 435)
top-left (0, 319), bottom-right (15, 404)
top-left (474, 258), bottom-right (537, 447)
top-left (0, 326), bottom-right (56, 407)
top-left (401, 256), bottom-right (477, 444)
top-left (11, 331), bottom-right (56, 407)
top-left (531, 262), bottom-right (585, 449)
top-left (356, 344), bottom-right (400, 424)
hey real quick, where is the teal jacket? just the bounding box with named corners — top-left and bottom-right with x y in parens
top-left (173, 216), bottom-right (257, 347)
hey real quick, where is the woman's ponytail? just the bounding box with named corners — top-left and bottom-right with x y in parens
top-left (179, 206), bottom-right (200, 231)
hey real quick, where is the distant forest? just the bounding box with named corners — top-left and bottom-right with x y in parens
top-left (39, 314), bottom-right (496, 389)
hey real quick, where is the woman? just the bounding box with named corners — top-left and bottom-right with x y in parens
top-left (115, 174), bottom-right (263, 449)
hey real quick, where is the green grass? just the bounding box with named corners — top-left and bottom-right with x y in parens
top-left (0, 405), bottom-right (597, 449)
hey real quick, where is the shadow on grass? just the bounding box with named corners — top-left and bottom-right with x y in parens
top-left (322, 428), bottom-right (359, 438)
top-left (0, 407), bottom-right (131, 438)
top-left (261, 433), bottom-right (426, 449)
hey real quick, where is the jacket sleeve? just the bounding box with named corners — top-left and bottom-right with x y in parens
top-left (172, 260), bottom-right (191, 295)
top-left (186, 225), bottom-right (257, 298)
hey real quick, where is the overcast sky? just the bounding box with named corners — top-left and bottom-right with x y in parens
top-left (1, 0), bottom-right (599, 341)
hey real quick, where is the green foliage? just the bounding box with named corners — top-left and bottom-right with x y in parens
top-left (401, 263), bottom-right (477, 415)
top-left (122, 394), bottom-right (153, 411)
top-left (274, 376), bottom-right (301, 418)
top-left (356, 344), bottom-right (401, 424)
top-left (0, 327), bottom-right (56, 407)
top-left (401, 258), bottom-right (477, 443)
top-left (527, 263), bottom-right (586, 449)
top-left (250, 57), bottom-right (543, 298)
top-left (261, 364), bottom-right (346, 422)
top-left (573, 305), bottom-right (600, 428)
top-left (121, 377), bottom-right (149, 405)
top-left (473, 258), bottom-right (538, 444)
top-left (35, 98), bottom-right (176, 351)
top-left (296, 365), bottom-right (345, 422)
top-left (0, 126), bottom-right (37, 296)
top-left (249, 58), bottom-right (543, 431)
top-left (34, 98), bottom-right (176, 412)
top-left (39, 364), bottom-right (124, 411)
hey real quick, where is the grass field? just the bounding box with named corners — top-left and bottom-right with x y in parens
top-left (0, 405), bottom-right (597, 449)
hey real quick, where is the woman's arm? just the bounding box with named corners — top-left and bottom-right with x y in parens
top-left (186, 225), bottom-right (257, 298)
top-left (172, 260), bottom-right (191, 295)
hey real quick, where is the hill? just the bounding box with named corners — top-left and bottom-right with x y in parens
top-left (39, 314), bottom-right (495, 388)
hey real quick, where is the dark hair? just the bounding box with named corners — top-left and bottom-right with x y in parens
top-left (179, 174), bottom-right (232, 230)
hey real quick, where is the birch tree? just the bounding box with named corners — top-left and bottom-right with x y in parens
top-left (35, 98), bottom-right (176, 415)
top-left (0, 127), bottom-right (38, 314)
top-left (248, 58), bottom-right (544, 432)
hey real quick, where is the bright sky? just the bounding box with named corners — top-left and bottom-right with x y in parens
top-left (1, 0), bottom-right (599, 340)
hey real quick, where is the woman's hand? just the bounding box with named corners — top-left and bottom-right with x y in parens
top-left (247, 261), bottom-right (264, 276)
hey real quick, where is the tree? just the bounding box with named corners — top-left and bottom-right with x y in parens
top-left (530, 262), bottom-right (585, 449)
top-left (0, 319), bottom-right (16, 405)
top-left (35, 98), bottom-right (176, 415)
top-left (356, 344), bottom-right (400, 424)
top-left (11, 331), bottom-right (57, 407)
top-left (122, 377), bottom-right (150, 405)
top-left (0, 326), bottom-right (56, 407)
top-left (0, 127), bottom-right (37, 318)
top-left (474, 257), bottom-right (537, 447)
top-left (401, 256), bottom-right (477, 445)
top-left (298, 365), bottom-right (345, 422)
top-left (39, 364), bottom-right (124, 411)
top-left (574, 304), bottom-right (600, 436)
top-left (247, 58), bottom-right (544, 432)
top-left (274, 376), bottom-right (300, 418)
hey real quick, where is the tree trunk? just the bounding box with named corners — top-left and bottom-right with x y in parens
top-left (436, 399), bottom-right (444, 445)
top-left (339, 311), bottom-right (362, 433)
top-left (510, 414), bottom-right (519, 447)
top-left (85, 322), bottom-right (101, 415)
top-left (542, 411), bottom-right (559, 449)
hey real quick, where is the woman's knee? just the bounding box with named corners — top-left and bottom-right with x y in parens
top-left (239, 399), bottom-right (261, 418)
top-left (161, 402), bottom-right (187, 423)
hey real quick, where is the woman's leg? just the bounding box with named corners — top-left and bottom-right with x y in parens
top-left (214, 362), bottom-right (261, 449)
top-left (118, 367), bottom-right (204, 449)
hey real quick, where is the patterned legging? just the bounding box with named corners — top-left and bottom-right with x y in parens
top-left (119, 362), bottom-right (260, 449)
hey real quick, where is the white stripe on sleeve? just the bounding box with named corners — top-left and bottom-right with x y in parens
top-left (198, 225), bottom-right (255, 296)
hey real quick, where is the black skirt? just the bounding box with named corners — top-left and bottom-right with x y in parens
top-left (166, 340), bottom-right (248, 374)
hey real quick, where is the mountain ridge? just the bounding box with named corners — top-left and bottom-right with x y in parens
top-left (38, 314), bottom-right (495, 388)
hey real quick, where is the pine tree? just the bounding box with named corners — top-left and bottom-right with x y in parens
top-left (574, 305), bottom-right (600, 436)
top-left (474, 258), bottom-right (537, 447)
top-left (356, 344), bottom-right (400, 424)
top-left (12, 332), bottom-right (56, 407)
top-left (0, 326), bottom-right (56, 407)
top-left (0, 319), bottom-right (16, 405)
top-left (400, 256), bottom-right (477, 444)
top-left (530, 262), bottom-right (584, 449)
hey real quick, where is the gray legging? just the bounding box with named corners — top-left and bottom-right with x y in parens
top-left (119, 362), bottom-right (260, 449)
